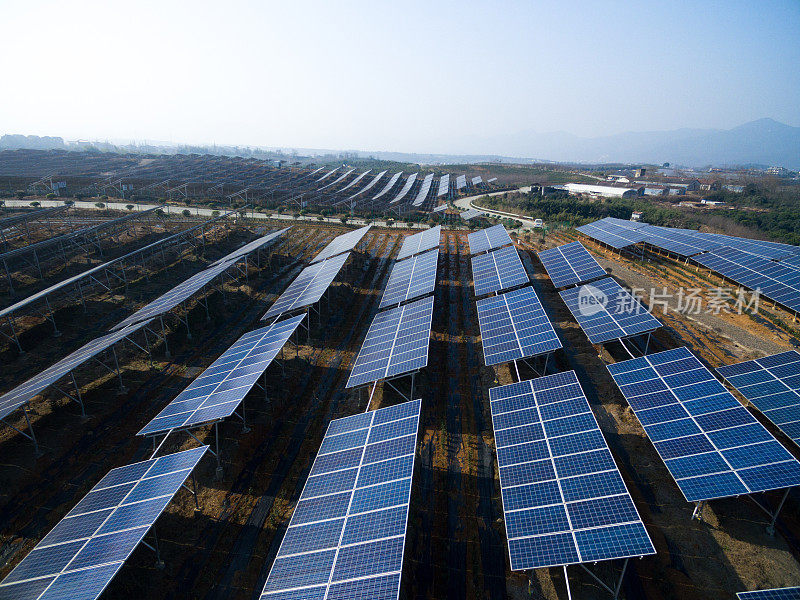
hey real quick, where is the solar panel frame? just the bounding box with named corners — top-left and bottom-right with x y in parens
top-left (396, 226), bottom-right (441, 261)
top-left (372, 172), bottom-right (403, 201)
top-left (210, 228), bottom-right (287, 266)
top-left (559, 277), bottom-right (661, 344)
top-left (468, 224), bottom-right (514, 255)
top-left (471, 245), bottom-right (529, 297)
top-left (259, 399), bottom-right (421, 600)
top-left (346, 296), bottom-right (434, 389)
top-left (490, 372), bottom-right (655, 570)
top-left (737, 587), bottom-right (800, 600)
top-left (537, 241), bottom-right (608, 289)
top-left (0, 446), bottom-right (207, 600)
top-left (310, 225), bottom-right (371, 264)
top-left (432, 204), bottom-right (448, 213)
top-left (389, 173), bottom-right (418, 204)
top-left (138, 315), bottom-right (305, 436)
top-left (263, 252), bottom-right (349, 319)
top-left (717, 351), bottom-right (800, 448)
top-left (476, 286), bottom-right (562, 366)
top-left (379, 249), bottom-right (439, 310)
top-left (608, 347), bottom-right (800, 502)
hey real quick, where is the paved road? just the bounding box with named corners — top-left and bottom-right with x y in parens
top-left (453, 187), bottom-right (537, 229)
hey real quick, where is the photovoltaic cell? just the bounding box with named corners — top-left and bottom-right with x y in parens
top-left (263, 253), bottom-right (349, 319)
top-left (538, 241), bottom-right (607, 289)
top-left (608, 347), bottom-right (800, 502)
top-left (559, 277), bottom-right (661, 344)
top-left (490, 372), bottom-right (654, 570)
top-left (346, 296), bottom-right (433, 388)
top-left (311, 225), bottom-right (371, 264)
top-left (436, 174), bottom-right (450, 197)
top-left (210, 228), bottom-right (287, 266)
top-left (460, 208), bottom-right (483, 221)
top-left (476, 286), bottom-right (561, 366)
top-left (396, 226), bottom-right (441, 261)
top-left (411, 174), bottom-right (435, 207)
top-left (576, 220), bottom-right (646, 250)
top-left (345, 170), bottom-right (386, 201)
top-left (0, 446), bottom-right (207, 600)
top-left (471, 176), bottom-right (483, 186)
top-left (737, 587), bottom-right (800, 600)
top-left (372, 172), bottom-right (403, 201)
top-left (139, 315), bottom-right (304, 436)
top-left (455, 175), bottom-right (467, 190)
top-left (468, 224), bottom-right (513, 255)
top-left (432, 204), bottom-right (448, 213)
top-left (260, 399), bottom-right (421, 600)
top-left (471, 245), bottom-right (529, 297)
top-left (0, 319), bottom-right (151, 421)
top-left (379, 249), bottom-right (438, 310)
top-left (336, 170), bottom-right (372, 194)
top-left (390, 173), bottom-right (417, 204)
top-left (717, 351), bottom-right (800, 448)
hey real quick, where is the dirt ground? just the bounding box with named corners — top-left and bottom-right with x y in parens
top-left (1, 222), bottom-right (799, 600)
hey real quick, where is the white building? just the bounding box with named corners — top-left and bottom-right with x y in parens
top-left (563, 183), bottom-right (640, 198)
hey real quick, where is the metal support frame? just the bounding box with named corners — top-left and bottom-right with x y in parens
top-left (383, 371), bottom-right (417, 402)
top-left (1, 405), bottom-right (41, 455)
top-left (748, 488), bottom-right (792, 535)
top-left (578, 557), bottom-right (630, 599)
top-left (139, 527), bottom-right (165, 569)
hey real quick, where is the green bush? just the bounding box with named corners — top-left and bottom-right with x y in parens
top-left (95, 202), bottom-right (105, 209)
top-left (182, 209), bottom-right (191, 217)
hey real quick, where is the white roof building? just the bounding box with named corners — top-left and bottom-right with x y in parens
top-left (563, 183), bottom-right (640, 198)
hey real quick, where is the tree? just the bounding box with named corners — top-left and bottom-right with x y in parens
top-left (30, 201), bottom-right (41, 207)
top-left (182, 209), bottom-right (191, 217)
top-left (15, 190), bottom-right (25, 199)
top-left (46, 193), bottom-right (56, 199)
top-left (317, 215), bottom-right (324, 221)
top-left (386, 218), bottom-right (395, 228)
top-left (126, 204), bottom-right (135, 211)
top-left (340, 215), bottom-right (349, 225)
top-left (212, 210), bottom-right (220, 217)
top-left (95, 202), bottom-right (105, 209)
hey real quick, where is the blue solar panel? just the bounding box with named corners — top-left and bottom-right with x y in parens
top-left (260, 399), bottom-right (421, 600)
top-left (693, 246), bottom-right (800, 314)
top-left (559, 277), bottom-right (661, 344)
top-left (490, 372), bottom-right (654, 570)
top-left (576, 220), bottom-right (646, 250)
top-left (476, 286), bottom-right (561, 366)
top-left (460, 208), bottom-right (484, 221)
top-left (396, 226), bottom-right (441, 261)
top-left (0, 447), bottom-right (207, 600)
top-left (538, 241), bottom-right (607, 289)
top-left (210, 228), bottom-right (288, 266)
top-left (346, 296), bottom-right (433, 388)
top-left (608, 347), bottom-right (800, 502)
top-left (471, 245), bottom-right (529, 297)
top-left (311, 225), bottom-right (371, 264)
top-left (717, 351), bottom-right (800, 448)
top-left (468, 224), bottom-right (513, 254)
top-left (635, 225), bottom-right (721, 257)
top-left (263, 253), bottom-right (349, 319)
top-left (138, 315), bottom-right (304, 436)
top-left (379, 249), bottom-right (438, 309)
top-left (738, 587), bottom-right (800, 600)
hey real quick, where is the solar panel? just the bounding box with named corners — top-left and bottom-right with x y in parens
top-left (432, 204), bottom-right (448, 213)
top-left (693, 246), bottom-right (800, 314)
top-left (317, 168), bottom-right (355, 192)
top-left (607, 347), bottom-right (800, 502)
top-left (346, 296), bottom-right (433, 388)
top-left (411, 174), bottom-right (435, 207)
top-left (559, 277), bottom-right (661, 344)
top-left (0, 446), bottom-right (207, 600)
top-left (460, 208), bottom-right (483, 221)
top-left (490, 372), bottom-right (655, 570)
top-left (468, 224), bottom-right (513, 254)
top-left (537, 241), bottom-right (607, 289)
top-left (263, 252), bottom-right (349, 319)
top-left (455, 175), bottom-right (467, 190)
top-left (373, 172), bottom-right (403, 201)
top-left (345, 170), bottom-right (386, 201)
top-left (111, 259), bottom-right (236, 331)
top-left (210, 228), bottom-right (287, 266)
top-left (779, 254), bottom-right (800, 271)
top-left (471, 176), bottom-right (483, 186)
top-left (471, 245), bottom-right (529, 297)
top-left (396, 226), bottom-right (441, 261)
top-left (692, 232), bottom-right (800, 261)
top-left (576, 220), bottom-right (646, 250)
top-left (311, 225), bottom-right (371, 264)
top-left (476, 286), bottom-right (561, 366)
top-left (316, 167), bottom-right (339, 183)
top-left (139, 315), bottom-right (304, 436)
top-left (260, 398), bottom-right (421, 600)
top-left (738, 587), bottom-right (800, 600)
top-left (437, 174), bottom-right (450, 197)
top-left (0, 319), bottom-right (152, 422)
top-left (717, 351), bottom-right (800, 448)
top-left (380, 249), bottom-right (438, 310)
top-left (635, 224), bottom-right (721, 257)
top-left (390, 173), bottom-right (417, 204)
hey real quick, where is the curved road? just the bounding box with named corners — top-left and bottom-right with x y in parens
top-left (453, 187), bottom-right (536, 229)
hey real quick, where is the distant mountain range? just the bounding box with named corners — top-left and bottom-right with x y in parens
top-left (462, 118), bottom-right (800, 169)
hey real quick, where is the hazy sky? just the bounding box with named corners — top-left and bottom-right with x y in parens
top-left (2, 0), bottom-right (799, 155)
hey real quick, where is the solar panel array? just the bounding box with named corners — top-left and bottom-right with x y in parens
top-left (373, 171), bottom-right (403, 201)
top-left (607, 347), bottom-right (800, 502)
top-left (460, 208), bottom-right (483, 221)
top-left (0, 446), bottom-right (207, 600)
top-left (379, 249), bottom-right (438, 310)
top-left (411, 174), bottom-right (435, 207)
top-left (346, 170), bottom-right (386, 201)
top-left (576, 220), bottom-right (646, 250)
top-left (471, 176), bottom-right (483, 186)
top-left (468, 224), bottom-right (513, 255)
top-left (717, 351), bottom-right (800, 447)
top-left (476, 286), bottom-right (562, 366)
top-left (559, 277), bottom-right (661, 344)
top-left (260, 399), bottom-right (421, 600)
top-left (390, 173), bottom-right (417, 204)
top-left (336, 170), bottom-right (371, 194)
top-left (310, 225), bottom-right (371, 264)
top-left (490, 372), bottom-right (655, 570)
top-left (693, 232), bottom-right (800, 261)
top-left (738, 588), bottom-right (800, 600)
top-left (318, 168), bottom-right (355, 192)
top-left (263, 252), bottom-right (349, 319)
top-left (471, 245), bottom-right (529, 297)
top-left (437, 174), bottom-right (450, 197)
top-left (693, 246), bottom-right (800, 314)
top-left (210, 228), bottom-right (288, 266)
top-left (139, 315), bottom-right (305, 436)
top-left (455, 175), bottom-right (467, 190)
top-left (0, 319), bottom-right (151, 421)
top-left (396, 226), bottom-right (441, 261)
top-left (346, 296), bottom-right (434, 388)
top-left (537, 241), bottom-right (607, 289)
top-left (432, 204), bottom-right (448, 213)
